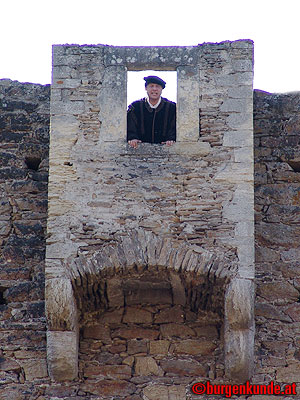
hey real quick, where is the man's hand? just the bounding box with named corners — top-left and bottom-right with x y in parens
top-left (128, 139), bottom-right (142, 149)
top-left (162, 141), bottom-right (175, 146)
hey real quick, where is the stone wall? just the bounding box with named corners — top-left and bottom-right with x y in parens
top-left (254, 90), bottom-right (300, 384)
top-left (46, 41), bottom-right (254, 385)
top-left (1, 53), bottom-right (300, 399)
top-left (0, 79), bottom-right (50, 398)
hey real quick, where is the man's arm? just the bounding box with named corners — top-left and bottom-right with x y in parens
top-left (127, 103), bottom-right (142, 146)
top-left (162, 101), bottom-right (176, 145)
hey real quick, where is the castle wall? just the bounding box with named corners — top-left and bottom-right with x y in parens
top-left (46, 41), bottom-right (254, 387)
top-left (0, 79), bottom-right (50, 397)
top-left (1, 49), bottom-right (300, 399)
top-left (254, 90), bottom-right (300, 383)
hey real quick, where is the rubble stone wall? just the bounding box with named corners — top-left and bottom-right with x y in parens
top-left (254, 90), bottom-right (300, 384)
top-left (0, 79), bottom-right (50, 398)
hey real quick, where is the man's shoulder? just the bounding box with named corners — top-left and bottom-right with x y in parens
top-left (161, 97), bottom-right (176, 107)
top-left (128, 98), bottom-right (146, 110)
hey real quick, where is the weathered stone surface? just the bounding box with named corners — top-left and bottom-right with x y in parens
top-left (20, 359), bottom-right (48, 381)
top-left (174, 339), bottom-right (217, 355)
top-left (83, 324), bottom-right (111, 344)
top-left (257, 281), bottom-right (299, 304)
top-left (112, 327), bottom-right (159, 340)
top-left (160, 359), bottom-right (208, 376)
top-left (123, 307), bottom-right (153, 324)
top-left (276, 363), bottom-right (300, 382)
top-left (128, 339), bottom-right (148, 355)
top-left (134, 356), bottom-right (163, 376)
top-left (143, 384), bottom-right (186, 400)
top-left (47, 331), bottom-right (78, 381)
top-left (160, 323), bottom-right (196, 338)
top-left (82, 380), bottom-right (136, 397)
top-left (84, 363), bottom-right (131, 379)
top-left (154, 306), bottom-right (184, 324)
top-left (149, 340), bottom-right (170, 355)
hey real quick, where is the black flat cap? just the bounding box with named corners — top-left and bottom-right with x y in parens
top-left (144, 75), bottom-right (166, 89)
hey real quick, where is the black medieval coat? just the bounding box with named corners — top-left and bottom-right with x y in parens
top-left (127, 97), bottom-right (176, 144)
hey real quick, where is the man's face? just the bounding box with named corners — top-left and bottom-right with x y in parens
top-left (146, 83), bottom-right (163, 103)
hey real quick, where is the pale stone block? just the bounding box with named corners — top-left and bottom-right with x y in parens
top-left (47, 331), bottom-right (78, 381)
top-left (135, 356), bottom-right (163, 376)
top-left (231, 59), bottom-right (253, 72)
top-left (235, 221), bottom-right (254, 238)
top-left (228, 85), bottom-right (253, 98)
top-left (45, 258), bottom-right (65, 279)
top-left (214, 163), bottom-right (253, 183)
top-left (50, 100), bottom-right (85, 115)
top-left (234, 146), bottom-right (253, 163)
top-left (177, 66), bottom-right (199, 141)
top-left (98, 65), bottom-right (127, 142)
top-left (223, 185), bottom-right (254, 223)
top-left (52, 66), bottom-right (73, 80)
top-left (215, 72), bottom-right (253, 86)
top-left (226, 112), bottom-right (253, 130)
top-left (220, 98), bottom-right (252, 113)
top-left (50, 114), bottom-right (79, 137)
top-left (236, 244), bottom-right (255, 279)
top-left (223, 130), bottom-right (253, 147)
top-left (225, 278), bottom-right (254, 330)
top-left (170, 141), bottom-right (211, 155)
top-left (46, 278), bottom-right (78, 331)
top-left (21, 359), bottom-right (48, 381)
top-left (224, 327), bottom-right (254, 382)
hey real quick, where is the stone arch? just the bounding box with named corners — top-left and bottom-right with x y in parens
top-left (67, 230), bottom-right (237, 317)
top-left (46, 230), bottom-right (254, 383)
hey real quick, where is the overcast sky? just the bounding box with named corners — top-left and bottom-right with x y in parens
top-left (1, 0), bottom-right (299, 102)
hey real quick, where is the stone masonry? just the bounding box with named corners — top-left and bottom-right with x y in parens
top-left (46, 40), bottom-right (254, 387)
top-left (1, 39), bottom-right (300, 399)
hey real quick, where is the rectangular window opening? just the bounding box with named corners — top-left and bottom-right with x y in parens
top-left (127, 70), bottom-right (177, 107)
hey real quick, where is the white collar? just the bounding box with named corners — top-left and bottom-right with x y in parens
top-left (147, 96), bottom-right (161, 109)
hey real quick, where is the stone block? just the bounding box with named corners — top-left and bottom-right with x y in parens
top-left (174, 339), bottom-right (217, 355)
top-left (123, 280), bottom-right (172, 305)
top-left (82, 380), bottom-right (136, 397)
top-left (149, 340), bottom-right (170, 355)
top-left (112, 327), bottom-right (159, 340)
top-left (47, 331), bottom-right (78, 381)
top-left (45, 278), bottom-right (78, 331)
top-left (123, 307), bottom-right (153, 324)
top-left (224, 328), bottom-right (254, 383)
top-left (134, 356), bottom-right (163, 376)
top-left (223, 129), bottom-right (253, 149)
top-left (20, 359), bottom-right (48, 381)
top-left (160, 323), bottom-right (196, 338)
top-left (257, 281), bottom-right (299, 305)
top-left (128, 339), bottom-right (148, 355)
top-left (106, 277), bottom-right (124, 308)
top-left (160, 359), bottom-right (207, 377)
top-left (84, 363), bottom-right (131, 379)
top-left (83, 324), bottom-right (111, 344)
top-left (276, 363), bottom-right (300, 382)
top-left (194, 325), bottom-right (219, 339)
top-left (154, 305), bottom-right (184, 323)
top-left (225, 278), bottom-right (254, 330)
top-left (143, 384), bottom-right (186, 400)
top-left (177, 65), bottom-right (199, 142)
top-left (169, 273), bottom-right (186, 306)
